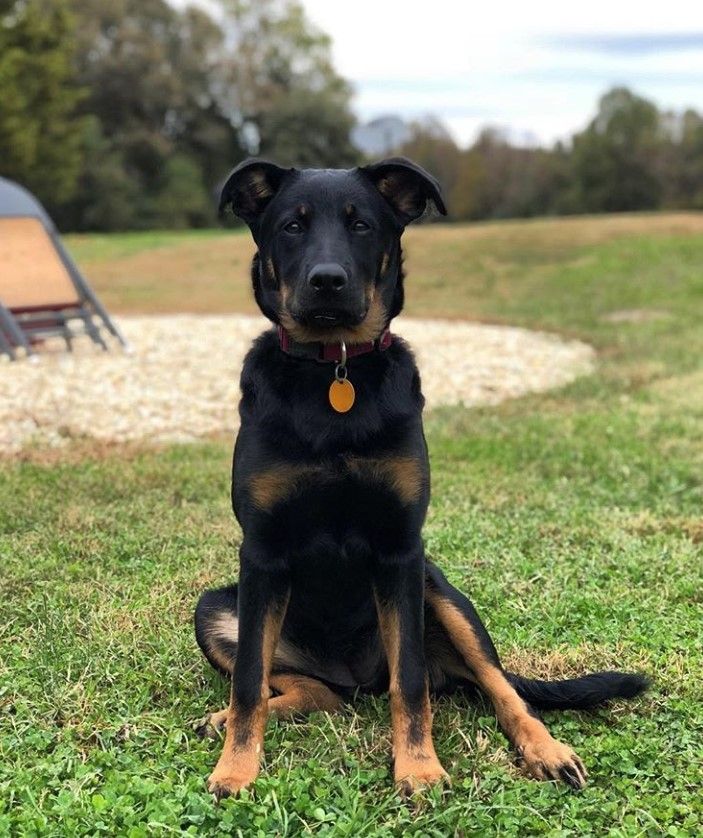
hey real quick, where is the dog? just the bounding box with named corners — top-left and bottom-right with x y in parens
top-left (194, 157), bottom-right (648, 798)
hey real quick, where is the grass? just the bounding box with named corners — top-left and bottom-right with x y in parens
top-left (64, 211), bottom-right (703, 321)
top-left (2, 213), bottom-right (703, 835)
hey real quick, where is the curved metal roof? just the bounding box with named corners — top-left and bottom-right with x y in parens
top-left (0, 177), bottom-right (55, 230)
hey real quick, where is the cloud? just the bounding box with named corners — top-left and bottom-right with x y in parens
top-left (301, 0), bottom-right (703, 145)
top-left (546, 32), bottom-right (703, 55)
top-left (513, 67), bottom-right (703, 87)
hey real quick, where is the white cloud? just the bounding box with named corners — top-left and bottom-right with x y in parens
top-left (301, 0), bottom-right (703, 145)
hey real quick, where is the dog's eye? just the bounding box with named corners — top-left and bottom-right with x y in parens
top-left (351, 219), bottom-right (370, 233)
top-left (284, 220), bottom-right (304, 234)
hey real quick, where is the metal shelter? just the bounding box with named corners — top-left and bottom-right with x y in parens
top-left (0, 177), bottom-right (129, 360)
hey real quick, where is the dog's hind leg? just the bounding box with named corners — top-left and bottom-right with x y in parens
top-left (268, 674), bottom-right (344, 717)
top-left (197, 673), bottom-right (343, 737)
top-left (195, 584), bottom-right (240, 677)
top-left (194, 584), bottom-right (342, 739)
top-left (425, 562), bottom-right (587, 789)
top-left (194, 583), bottom-right (239, 739)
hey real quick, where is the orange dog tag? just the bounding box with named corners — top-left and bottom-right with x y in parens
top-left (329, 378), bottom-right (355, 413)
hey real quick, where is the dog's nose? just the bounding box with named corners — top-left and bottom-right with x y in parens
top-left (307, 263), bottom-right (348, 293)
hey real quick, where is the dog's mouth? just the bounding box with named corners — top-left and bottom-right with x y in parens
top-left (279, 296), bottom-right (387, 344)
top-left (292, 307), bottom-right (367, 329)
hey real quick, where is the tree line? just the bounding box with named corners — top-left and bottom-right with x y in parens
top-left (401, 90), bottom-right (703, 221)
top-left (1, 0), bottom-right (702, 231)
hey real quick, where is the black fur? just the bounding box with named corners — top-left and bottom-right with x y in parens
top-left (508, 671), bottom-right (651, 711)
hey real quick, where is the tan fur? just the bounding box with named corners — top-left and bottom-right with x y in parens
top-left (207, 601), bottom-right (289, 797)
top-left (249, 464), bottom-right (299, 510)
top-left (208, 646), bottom-right (234, 674)
top-left (249, 169), bottom-right (274, 200)
top-left (250, 456), bottom-right (422, 511)
top-left (207, 708), bottom-right (229, 730)
top-left (279, 296), bottom-right (387, 345)
top-left (426, 592), bottom-right (532, 740)
top-left (380, 252), bottom-right (390, 277)
top-left (204, 674), bottom-right (342, 735)
top-left (249, 464), bottom-right (320, 510)
top-left (426, 591), bottom-right (587, 785)
top-left (268, 673), bottom-right (343, 716)
top-left (345, 455), bottom-right (423, 505)
top-left (374, 599), bottom-right (448, 793)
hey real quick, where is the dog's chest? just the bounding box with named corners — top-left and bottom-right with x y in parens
top-left (248, 454), bottom-right (424, 510)
top-left (242, 452), bottom-right (427, 554)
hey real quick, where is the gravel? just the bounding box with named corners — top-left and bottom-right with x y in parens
top-left (0, 315), bottom-right (594, 453)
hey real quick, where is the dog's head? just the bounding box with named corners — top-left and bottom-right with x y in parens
top-left (219, 158), bottom-right (446, 343)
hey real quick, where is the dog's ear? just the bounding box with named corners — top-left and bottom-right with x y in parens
top-left (361, 157), bottom-right (447, 224)
top-left (219, 158), bottom-right (292, 225)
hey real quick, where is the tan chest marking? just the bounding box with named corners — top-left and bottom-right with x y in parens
top-left (249, 464), bottom-right (322, 510)
top-left (344, 455), bottom-right (423, 505)
top-left (248, 455), bottom-right (423, 511)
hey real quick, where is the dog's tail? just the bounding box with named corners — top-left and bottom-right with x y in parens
top-left (506, 670), bottom-right (650, 711)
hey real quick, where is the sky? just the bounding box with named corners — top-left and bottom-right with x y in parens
top-left (301, 0), bottom-right (703, 147)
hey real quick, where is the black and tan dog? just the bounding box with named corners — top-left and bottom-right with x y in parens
top-left (194, 157), bottom-right (648, 798)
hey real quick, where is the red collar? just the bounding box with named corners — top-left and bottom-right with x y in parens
top-left (277, 325), bottom-right (392, 362)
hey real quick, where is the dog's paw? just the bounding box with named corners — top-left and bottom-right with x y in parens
top-left (207, 762), bottom-right (259, 799)
top-left (394, 757), bottom-right (450, 796)
top-left (517, 738), bottom-right (587, 790)
top-left (194, 709), bottom-right (228, 740)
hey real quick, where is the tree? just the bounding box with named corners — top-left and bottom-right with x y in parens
top-left (0, 0), bottom-right (87, 206)
top-left (59, 117), bottom-right (140, 231)
top-left (58, 0), bottom-right (358, 229)
top-left (61, 0), bottom-right (239, 229)
top-left (217, 0), bottom-right (359, 166)
top-left (670, 109), bottom-right (703, 209)
top-left (398, 119), bottom-right (463, 217)
top-left (569, 87), bottom-right (663, 213)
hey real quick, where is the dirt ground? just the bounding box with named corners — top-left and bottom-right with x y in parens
top-left (0, 315), bottom-right (594, 454)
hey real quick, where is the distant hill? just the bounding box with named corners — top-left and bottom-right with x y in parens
top-left (351, 116), bottom-right (412, 157)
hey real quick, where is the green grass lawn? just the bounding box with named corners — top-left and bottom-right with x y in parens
top-left (2, 215), bottom-right (703, 835)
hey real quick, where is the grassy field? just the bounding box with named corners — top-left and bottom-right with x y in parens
top-left (2, 214), bottom-right (702, 835)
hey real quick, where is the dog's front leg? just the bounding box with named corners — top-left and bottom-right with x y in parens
top-left (207, 553), bottom-right (290, 799)
top-left (373, 548), bottom-right (449, 794)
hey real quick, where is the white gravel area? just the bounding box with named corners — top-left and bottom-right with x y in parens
top-left (0, 315), bottom-right (594, 453)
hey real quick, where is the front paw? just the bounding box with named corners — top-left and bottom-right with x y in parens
top-left (207, 762), bottom-right (259, 799)
top-left (394, 757), bottom-right (450, 795)
top-left (518, 737), bottom-right (588, 790)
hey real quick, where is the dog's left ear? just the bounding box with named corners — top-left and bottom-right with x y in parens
top-left (219, 158), bottom-right (293, 225)
top-left (361, 157), bottom-right (447, 224)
